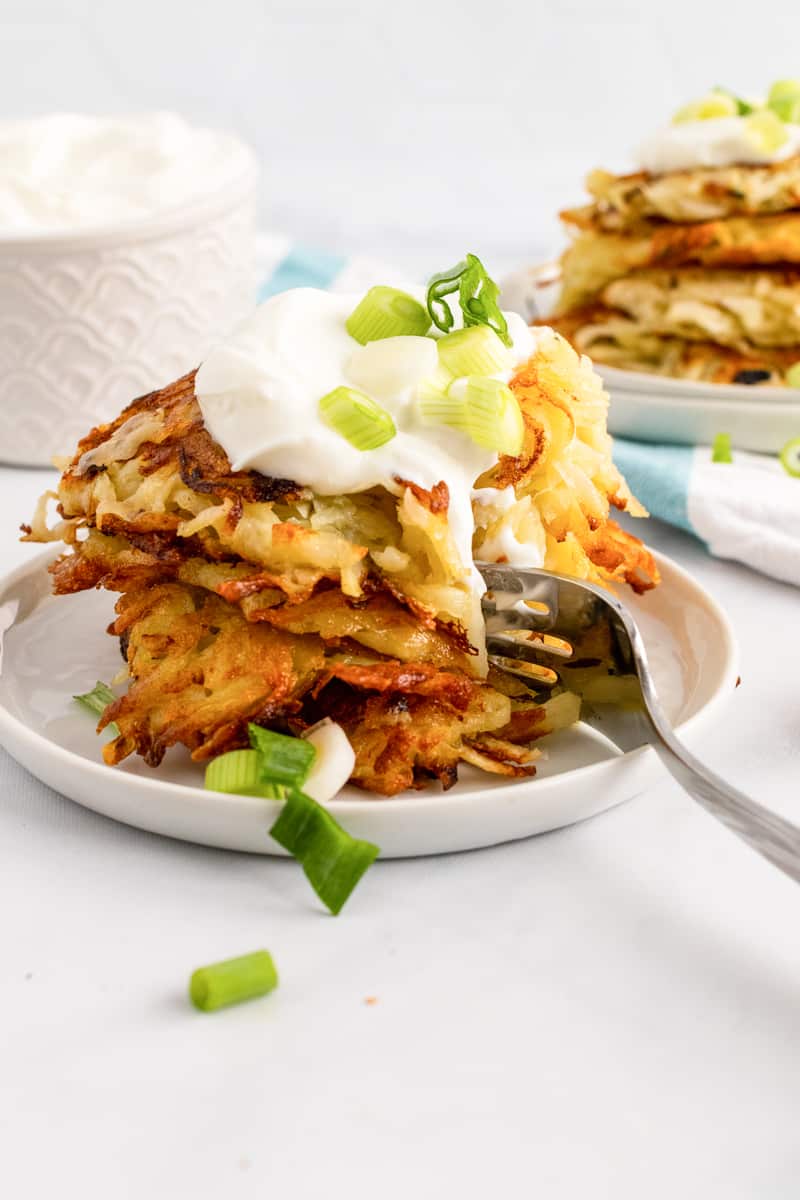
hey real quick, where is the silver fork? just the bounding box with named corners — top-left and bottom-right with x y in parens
top-left (479, 563), bottom-right (800, 884)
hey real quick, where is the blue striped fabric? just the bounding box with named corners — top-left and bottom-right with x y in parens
top-left (612, 439), bottom-right (694, 535)
top-left (259, 245), bottom-right (346, 301)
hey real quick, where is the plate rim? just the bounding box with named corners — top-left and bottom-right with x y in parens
top-left (0, 545), bottom-right (739, 823)
top-left (597, 363), bottom-right (800, 406)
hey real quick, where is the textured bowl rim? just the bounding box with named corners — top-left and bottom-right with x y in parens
top-left (0, 157), bottom-right (258, 255)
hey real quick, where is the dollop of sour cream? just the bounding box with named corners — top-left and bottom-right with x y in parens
top-left (635, 115), bottom-right (800, 174)
top-left (0, 112), bottom-right (255, 234)
top-left (196, 288), bottom-right (540, 592)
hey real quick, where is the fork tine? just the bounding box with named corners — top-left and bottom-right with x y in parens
top-left (488, 654), bottom-right (559, 688)
top-left (487, 630), bottom-right (573, 658)
top-left (483, 560), bottom-right (800, 887)
top-left (483, 605), bottom-right (554, 633)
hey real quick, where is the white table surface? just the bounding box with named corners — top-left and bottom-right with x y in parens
top-left (2, 463), bottom-right (799, 1200)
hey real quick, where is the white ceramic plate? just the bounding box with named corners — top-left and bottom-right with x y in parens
top-left (500, 263), bottom-right (800, 453)
top-left (0, 548), bottom-right (737, 858)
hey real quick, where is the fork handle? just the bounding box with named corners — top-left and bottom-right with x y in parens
top-left (640, 700), bottom-right (800, 884)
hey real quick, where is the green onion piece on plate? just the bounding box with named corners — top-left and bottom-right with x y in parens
top-left (74, 680), bottom-right (119, 736)
top-left (767, 79), bottom-right (800, 124)
top-left (247, 724), bottom-right (316, 787)
top-left (346, 286), bottom-right (430, 344)
top-left (785, 362), bottom-right (800, 389)
top-left (779, 436), bottom-right (800, 478)
top-left (319, 386), bottom-right (396, 450)
top-left (74, 679), bottom-right (116, 718)
top-left (711, 433), bottom-right (733, 463)
top-left (189, 949), bottom-right (279, 1013)
top-left (205, 748), bottom-right (291, 797)
top-left (744, 109), bottom-right (789, 153)
top-left (436, 326), bottom-right (512, 377)
top-left (269, 790), bottom-right (379, 915)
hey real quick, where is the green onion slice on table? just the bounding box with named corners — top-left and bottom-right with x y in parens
top-left (711, 433), bottom-right (733, 464)
top-left (779, 437), bottom-right (800, 478)
top-left (189, 950), bottom-right (279, 1012)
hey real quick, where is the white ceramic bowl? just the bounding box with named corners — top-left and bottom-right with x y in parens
top-left (0, 166), bottom-right (258, 467)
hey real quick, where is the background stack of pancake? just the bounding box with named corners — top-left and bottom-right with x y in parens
top-left (549, 83), bottom-right (800, 387)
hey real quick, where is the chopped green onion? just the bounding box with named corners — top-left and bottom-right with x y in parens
top-left (416, 361), bottom-right (455, 405)
top-left (319, 386), bottom-right (396, 450)
top-left (713, 86), bottom-right (754, 116)
top-left (673, 92), bottom-right (738, 123)
top-left (269, 790), bottom-right (379, 915)
top-left (786, 362), bottom-right (800, 389)
top-left (425, 259), bottom-right (467, 334)
top-left (767, 79), bottom-right (800, 124)
top-left (74, 680), bottom-right (119, 737)
top-left (425, 253), bottom-right (511, 347)
top-left (247, 724), bottom-right (316, 787)
top-left (74, 679), bottom-right (115, 717)
top-left (436, 326), bottom-right (512, 378)
top-left (205, 748), bottom-right (288, 797)
top-left (779, 436), bottom-right (800, 478)
top-left (711, 432), bottom-right (733, 464)
top-left (419, 377), bottom-right (524, 457)
top-left (346, 287), bottom-right (430, 344)
top-left (457, 377), bottom-right (525, 456)
top-left (744, 109), bottom-right (789, 153)
top-left (418, 390), bottom-right (471, 428)
top-left (189, 950), bottom-right (278, 1012)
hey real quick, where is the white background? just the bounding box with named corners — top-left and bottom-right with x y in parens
top-left (3, 0), bottom-right (798, 271)
top-left (3, 5), bottom-right (800, 1198)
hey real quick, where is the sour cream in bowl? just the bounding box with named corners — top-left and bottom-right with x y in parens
top-left (0, 112), bottom-right (257, 466)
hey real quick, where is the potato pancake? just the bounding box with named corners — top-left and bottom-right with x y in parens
top-left (558, 213), bottom-right (800, 312)
top-left (24, 302), bottom-right (656, 794)
top-left (562, 157), bottom-right (800, 233)
top-left (545, 304), bottom-right (800, 384)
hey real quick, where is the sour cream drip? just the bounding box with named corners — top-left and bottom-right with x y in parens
top-left (635, 115), bottom-right (800, 174)
top-left (195, 288), bottom-right (540, 594)
top-left (0, 112), bottom-right (255, 233)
